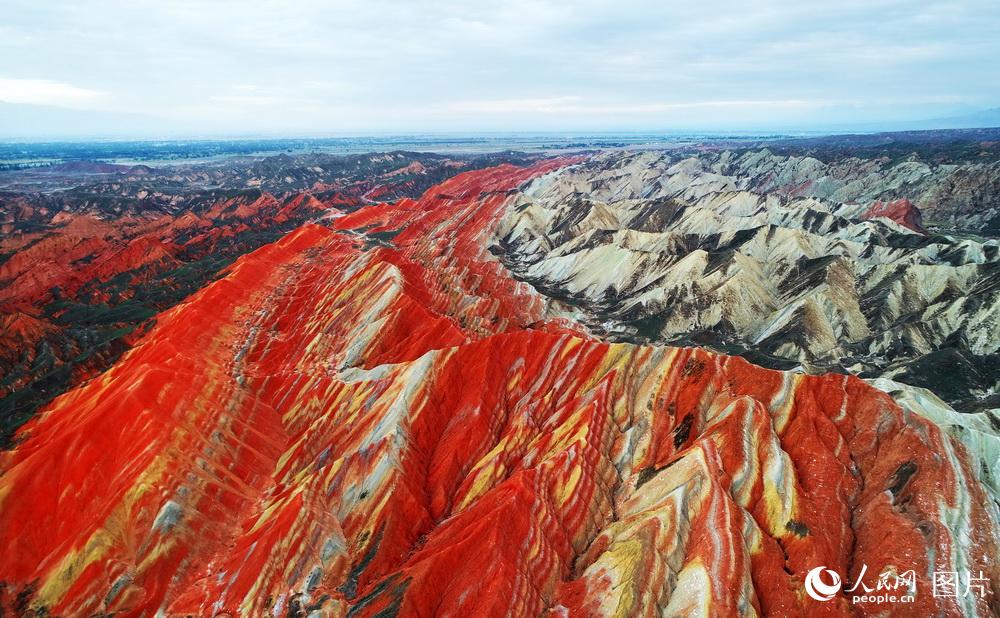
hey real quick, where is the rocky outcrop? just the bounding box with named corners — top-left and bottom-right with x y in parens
top-left (703, 148), bottom-right (1000, 234)
top-left (0, 152), bottom-right (538, 444)
top-left (515, 144), bottom-right (998, 235)
top-left (0, 191), bottom-right (361, 445)
top-left (861, 198), bottom-right (926, 233)
top-left (0, 159), bottom-right (997, 617)
top-left (495, 152), bottom-right (1000, 412)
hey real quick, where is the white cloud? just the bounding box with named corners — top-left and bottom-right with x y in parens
top-left (0, 0), bottom-right (998, 134)
top-left (0, 77), bottom-right (105, 108)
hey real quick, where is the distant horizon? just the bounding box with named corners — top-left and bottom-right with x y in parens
top-left (5, 124), bottom-right (1000, 171)
top-left (5, 100), bottom-right (997, 141)
top-left (2, 110), bottom-right (1000, 144)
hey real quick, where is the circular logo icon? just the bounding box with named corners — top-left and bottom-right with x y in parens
top-left (805, 566), bottom-right (842, 602)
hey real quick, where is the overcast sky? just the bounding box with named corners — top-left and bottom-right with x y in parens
top-left (1, 0), bottom-right (998, 137)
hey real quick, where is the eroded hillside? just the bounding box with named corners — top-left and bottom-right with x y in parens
top-left (0, 153), bottom-right (998, 616)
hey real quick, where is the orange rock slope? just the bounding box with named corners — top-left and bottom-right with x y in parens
top-left (0, 159), bottom-right (997, 617)
top-left (861, 198), bottom-right (926, 234)
top-left (0, 190), bottom-right (349, 309)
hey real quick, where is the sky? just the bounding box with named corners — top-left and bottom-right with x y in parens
top-left (1, 0), bottom-right (999, 137)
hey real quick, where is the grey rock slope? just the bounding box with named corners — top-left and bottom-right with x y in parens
top-left (705, 148), bottom-right (1000, 234)
top-left (493, 151), bottom-right (1000, 412)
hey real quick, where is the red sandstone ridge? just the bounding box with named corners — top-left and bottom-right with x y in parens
top-left (0, 313), bottom-right (58, 366)
top-left (0, 192), bottom-right (360, 307)
top-left (0, 160), bottom-right (997, 617)
top-left (861, 198), bottom-right (926, 233)
top-left (0, 152), bottom-right (534, 449)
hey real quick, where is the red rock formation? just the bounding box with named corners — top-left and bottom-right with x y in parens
top-left (0, 215), bottom-right (118, 306)
top-left (0, 160), bottom-right (996, 617)
top-left (0, 312), bottom-right (59, 369)
top-left (861, 198), bottom-right (926, 233)
top-left (0, 192), bottom-right (360, 308)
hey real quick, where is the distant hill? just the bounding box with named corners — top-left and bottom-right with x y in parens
top-left (751, 127), bottom-right (1000, 165)
top-left (917, 107), bottom-right (1000, 130)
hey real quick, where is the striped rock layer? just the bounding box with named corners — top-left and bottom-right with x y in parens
top-left (0, 159), bottom-right (997, 617)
